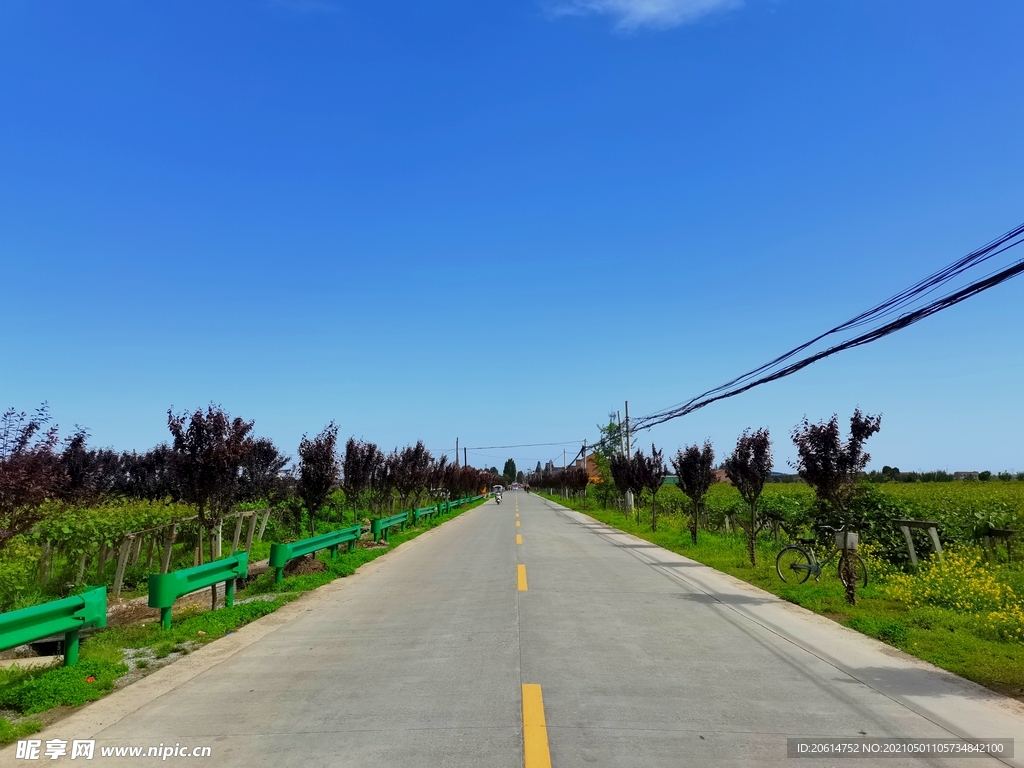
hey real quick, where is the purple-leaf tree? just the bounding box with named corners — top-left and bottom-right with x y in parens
top-left (635, 445), bottom-right (667, 531)
top-left (343, 439), bottom-right (382, 521)
top-left (167, 405), bottom-right (254, 563)
top-left (0, 404), bottom-right (63, 553)
top-left (723, 429), bottom-right (773, 566)
top-left (297, 422), bottom-right (340, 539)
top-left (791, 409), bottom-right (881, 604)
top-left (672, 441), bottom-right (715, 544)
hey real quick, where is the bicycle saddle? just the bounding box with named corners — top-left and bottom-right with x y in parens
top-left (796, 537), bottom-right (817, 545)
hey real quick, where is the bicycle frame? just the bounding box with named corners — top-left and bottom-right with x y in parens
top-left (787, 540), bottom-right (840, 581)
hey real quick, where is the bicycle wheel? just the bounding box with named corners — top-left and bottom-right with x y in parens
top-left (838, 552), bottom-right (868, 589)
top-left (776, 546), bottom-right (812, 584)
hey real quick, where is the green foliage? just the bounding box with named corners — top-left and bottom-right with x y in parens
top-left (502, 459), bottom-right (516, 486)
top-left (0, 662), bottom-right (55, 690)
top-left (0, 717), bottom-right (42, 746)
top-left (35, 499), bottom-right (194, 556)
top-left (0, 536), bottom-right (42, 610)
top-left (0, 659), bottom-right (127, 715)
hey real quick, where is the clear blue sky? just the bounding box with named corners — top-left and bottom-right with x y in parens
top-left (2, 0), bottom-right (1022, 474)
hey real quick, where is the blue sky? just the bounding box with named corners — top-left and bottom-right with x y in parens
top-left (2, 0), bottom-right (1022, 473)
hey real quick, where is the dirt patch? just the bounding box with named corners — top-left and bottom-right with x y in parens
top-left (0, 646), bottom-right (39, 661)
top-left (283, 554), bottom-right (327, 576)
top-left (106, 599), bottom-right (161, 628)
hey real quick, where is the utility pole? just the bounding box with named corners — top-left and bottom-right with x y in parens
top-left (455, 437), bottom-right (459, 468)
top-left (582, 439), bottom-right (587, 473)
top-left (625, 400), bottom-right (632, 457)
top-left (464, 447), bottom-right (468, 467)
top-left (624, 400), bottom-right (634, 515)
top-left (563, 449), bottom-right (566, 470)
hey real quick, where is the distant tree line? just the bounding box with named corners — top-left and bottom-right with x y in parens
top-left (0, 403), bottom-right (501, 560)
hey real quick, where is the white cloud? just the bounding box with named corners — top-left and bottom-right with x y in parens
top-left (548, 0), bottom-right (742, 30)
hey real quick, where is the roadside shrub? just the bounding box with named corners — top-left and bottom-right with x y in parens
top-left (885, 548), bottom-right (1013, 612)
top-left (0, 536), bottom-right (42, 610)
top-left (0, 659), bottom-right (127, 714)
top-left (855, 541), bottom-right (901, 583)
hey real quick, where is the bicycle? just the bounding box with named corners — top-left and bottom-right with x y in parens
top-left (775, 526), bottom-right (868, 588)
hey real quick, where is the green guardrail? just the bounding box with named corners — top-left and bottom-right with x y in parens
top-left (148, 552), bottom-right (249, 630)
top-left (0, 587), bottom-right (107, 666)
top-left (413, 506), bottom-right (436, 524)
top-left (370, 512), bottom-right (409, 543)
top-left (450, 494), bottom-right (485, 510)
top-left (268, 525), bottom-right (362, 585)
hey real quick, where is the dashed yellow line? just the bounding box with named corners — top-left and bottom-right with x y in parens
top-left (522, 684), bottom-right (552, 768)
top-left (516, 513), bottom-right (519, 518)
top-left (517, 564), bottom-right (528, 591)
top-left (516, 534), bottom-right (522, 545)
top-left (516, 520), bottom-right (520, 527)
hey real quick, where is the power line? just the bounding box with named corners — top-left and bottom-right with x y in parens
top-left (634, 221), bottom-right (1024, 431)
top-left (466, 441), bottom-right (582, 450)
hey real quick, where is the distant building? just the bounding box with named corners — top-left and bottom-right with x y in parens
top-left (953, 471), bottom-right (980, 481)
top-left (572, 453), bottom-right (601, 482)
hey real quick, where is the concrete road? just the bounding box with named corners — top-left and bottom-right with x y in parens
top-left (5, 492), bottom-right (1023, 767)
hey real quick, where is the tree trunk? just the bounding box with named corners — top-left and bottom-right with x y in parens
top-left (690, 500), bottom-right (699, 544)
top-left (748, 501), bottom-right (757, 566)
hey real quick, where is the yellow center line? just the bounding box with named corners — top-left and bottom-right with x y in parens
top-left (517, 563), bottom-right (528, 591)
top-left (522, 684), bottom-right (552, 768)
top-left (516, 534), bottom-right (522, 544)
top-left (516, 520), bottom-right (520, 527)
top-left (516, 513), bottom-right (519, 518)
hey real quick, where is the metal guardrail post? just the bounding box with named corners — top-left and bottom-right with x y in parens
top-left (149, 552), bottom-right (248, 630)
top-left (269, 526), bottom-right (361, 585)
top-left (0, 587), bottom-right (107, 667)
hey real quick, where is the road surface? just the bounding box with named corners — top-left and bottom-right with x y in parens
top-left (5, 491), bottom-right (1022, 767)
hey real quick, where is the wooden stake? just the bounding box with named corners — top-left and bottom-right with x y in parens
top-left (112, 535), bottom-right (134, 599)
top-left (160, 525), bottom-right (177, 574)
top-left (244, 513), bottom-right (257, 554)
